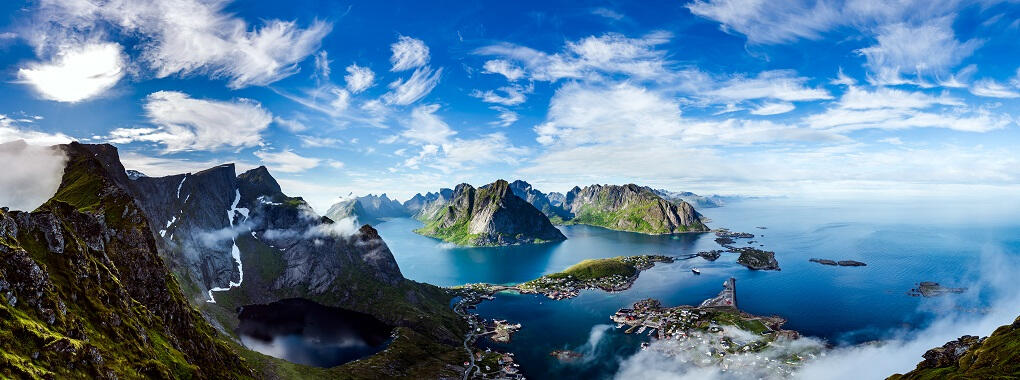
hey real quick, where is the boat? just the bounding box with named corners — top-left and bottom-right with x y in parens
top-left (692, 268), bottom-right (701, 275)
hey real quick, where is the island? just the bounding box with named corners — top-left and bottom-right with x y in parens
top-left (457, 255), bottom-right (675, 300)
top-left (731, 246), bottom-right (781, 271)
top-left (414, 180), bottom-right (567, 246)
top-left (561, 184), bottom-right (710, 234)
top-left (810, 258), bottom-right (867, 266)
top-left (909, 282), bottom-right (967, 297)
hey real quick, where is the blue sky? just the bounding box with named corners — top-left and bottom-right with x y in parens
top-left (2, 0), bottom-right (1020, 212)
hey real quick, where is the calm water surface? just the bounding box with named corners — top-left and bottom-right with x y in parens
top-left (375, 198), bottom-right (1020, 378)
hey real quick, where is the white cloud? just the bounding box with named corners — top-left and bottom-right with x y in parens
top-left (390, 36), bottom-right (430, 71)
top-left (858, 18), bottom-right (980, 85)
top-left (470, 84), bottom-right (528, 106)
top-left (836, 86), bottom-right (962, 110)
top-left (749, 102), bottom-right (795, 115)
top-left (805, 85), bottom-right (1008, 133)
top-left (345, 64), bottom-right (375, 93)
top-left (476, 32), bottom-right (673, 82)
top-left (592, 7), bottom-right (625, 21)
top-left (879, 137), bottom-right (903, 145)
top-left (397, 104), bottom-right (527, 171)
top-left (804, 107), bottom-right (1009, 133)
top-left (254, 149), bottom-right (321, 173)
top-left (490, 107), bottom-right (519, 127)
top-left (0, 114), bottom-right (74, 145)
top-left (31, 0), bottom-right (331, 89)
top-left (17, 42), bottom-right (125, 103)
top-left (535, 82), bottom-right (840, 147)
top-left (482, 59), bottom-right (525, 81)
top-left (969, 78), bottom-right (1020, 98)
top-left (383, 66), bottom-right (442, 105)
top-left (401, 104), bottom-right (456, 145)
top-left (706, 70), bottom-right (831, 102)
top-left (298, 135), bottom-right (345, 148)
top-left (0, 141), bottom-right (68, 211)
top-left (109, 91), bottom-right (272, 152)
top-left (687, 0), bottom-right (841, 44)
top-left (274, 117), bottom-right (308, 132)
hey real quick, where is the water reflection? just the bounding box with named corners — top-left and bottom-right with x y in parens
top-left (237, 298), bottom-right (393, 367)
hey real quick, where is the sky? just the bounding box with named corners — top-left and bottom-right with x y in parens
top-left (2, 0), bottom-right (1020, 213)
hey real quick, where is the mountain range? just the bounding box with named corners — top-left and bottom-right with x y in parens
top-left (0, 143), bottom-right (467, 379)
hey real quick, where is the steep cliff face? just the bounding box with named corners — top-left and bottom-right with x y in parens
top-left (508, 180), bottom-right (572, 223)
top-left (564, 184), bottom-right (709, 234)
top-left (0, 142), bottom-right (249, 379)
top-left (415, 180), bottom-right (567, 246)
top-left (888, 315), bottom-right (1020, 380)
top-left (3, 143), bottom-right (468, 378)
top-left (130, 164), bottom-right (240, 302)
top-left (325, 194), bottom-right (409, 226)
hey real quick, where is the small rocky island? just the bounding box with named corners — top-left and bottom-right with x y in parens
top-left (709, 229), bottom-right (780, 270)
top-left (909, 282), bottom-right (967, 297)
top-left (810, 258), bottom-right (867, 266)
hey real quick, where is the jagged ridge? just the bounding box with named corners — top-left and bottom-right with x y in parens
top-left (415, 180), bottom-right (566, 246)
top-left (563, 184), bottom-right (709, 234)
top-left (0, 142), bottom-right (250, 379)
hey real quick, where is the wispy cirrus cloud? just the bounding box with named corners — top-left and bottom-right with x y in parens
top-left (390, 36), bottom-right (430, 71)
top-left (107, 91), bottom-right (272, 152)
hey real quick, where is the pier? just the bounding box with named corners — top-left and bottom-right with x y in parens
top-left (699, 277), bottom-right (737, 308)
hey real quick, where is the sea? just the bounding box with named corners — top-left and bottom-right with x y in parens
top-left (374, 197), bottom-right (1020, 379)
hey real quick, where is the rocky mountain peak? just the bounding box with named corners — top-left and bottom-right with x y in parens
top-left (238, 165), bottom-right (284, 203)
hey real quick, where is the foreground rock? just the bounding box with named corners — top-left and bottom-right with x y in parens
top-left (415, 180), bottom-right (567, 246)
top-left (0, 143), bottom-right (250, 379)
top-left (4, 143), bottom-right (469, 379)
top-left (888, 315), bottom-right (1020, 379)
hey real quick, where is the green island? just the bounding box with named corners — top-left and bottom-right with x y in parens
top-left (457, 255), bottom-right (675, 300)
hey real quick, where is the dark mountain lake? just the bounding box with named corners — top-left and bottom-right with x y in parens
top-left (375, 197), bottom-right (1020, 378)
top-left (237, 298), bottom-right (393, 368)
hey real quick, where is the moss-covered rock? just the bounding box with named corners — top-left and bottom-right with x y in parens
top-left (888, 315), bottom-right (1020, 380)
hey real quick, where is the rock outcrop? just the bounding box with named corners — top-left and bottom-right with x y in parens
top-left (2, 142), bottom-right (468, 379)
top-left (888, 315), bottom-right (1020, 379)
top-left (563, 184), bottom-right (709, 234)
top-left (415, 180), bottom-right (567, 246)
top-left (325, 194), bottom-right (409, 226)
top-left (0, 142), bottom-right (249, 379)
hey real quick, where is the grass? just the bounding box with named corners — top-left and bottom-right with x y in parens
top-left (547, 257), bottom-right (637, 281)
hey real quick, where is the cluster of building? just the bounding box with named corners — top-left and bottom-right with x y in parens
top-left (471, 349), bottom-right (524, 379)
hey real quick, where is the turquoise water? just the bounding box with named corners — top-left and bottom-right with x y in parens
top-left (374, 198), bottom-right (1020, 378)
